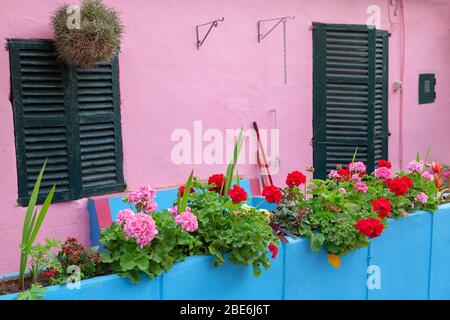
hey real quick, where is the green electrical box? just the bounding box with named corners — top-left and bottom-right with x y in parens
top-left (419, 73), bottom-right (436, 104)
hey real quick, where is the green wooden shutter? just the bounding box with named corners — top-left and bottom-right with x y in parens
top-left (9, 39), bottom-right (125, 205)
top-left (73, 58), bottom-right (125, 197)
top-left (312, 23), bottom-right (389, 179)
top-left (374, 30), bottom-right (389, 163)
top-left (9, 40), bottom-right (72, 205)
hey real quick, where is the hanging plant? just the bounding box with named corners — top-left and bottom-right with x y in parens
top-left (51, 0), bottom-right (123, 68)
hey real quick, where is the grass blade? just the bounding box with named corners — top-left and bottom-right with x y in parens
top-left (179, 170), bottom-right (194, 212)
top-left (424, 145), bottom-right (432, 162)
top-left (352, 147), bottom-right (359, 162)
top-left (29, 184), bottom-right (55, 245)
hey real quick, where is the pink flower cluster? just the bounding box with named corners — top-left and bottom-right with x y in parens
top-left (374, 167), bottom-right (391, 180)
top-left (348, 162), bottom-right (366, 173)
top-left (169, 206), bottom-right (199, 232)
top-left (115, 209), bottom-right (158, 248)
top-left (175, 208), bottom-right (199, 232)
top-left (421, 171), bottom-right (434, 181)
top-left (328, 170), bottom-right (340, 179)
top-left (126, 185), bottom-right (158, 213)
top-left (408, 160), bottom-right (424, 173)
top-left (415, 192), bottom-right (428, 204)
top-left (354, 182), bottom-right (368, 193)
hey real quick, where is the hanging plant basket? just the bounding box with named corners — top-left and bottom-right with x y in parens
top-left (51, 0), bottom-right (123, 68)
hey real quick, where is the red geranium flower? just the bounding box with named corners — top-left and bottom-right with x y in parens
top-left (387, 176), bottom-right (413, 196)
top-left (208, 174), bottom-right (226, 194)
top-left (337, 168), bottom-right (351, 181)
top-left (178, 185), bottom-right (194, 197)
top-left (227, 185), bottom-right (248, 204)
top-left (378, 159), bottom-right (392, 169)
top-left (268, 243), bottom-right (279, 259)
top-left (262, 185), bottom-right (282, 204)
top-left (355, 218), bottom-right (384, 238)
top-left (371, 198), bottom-right (392, 218)
top-left (286, 171), bottom-right (306, 188)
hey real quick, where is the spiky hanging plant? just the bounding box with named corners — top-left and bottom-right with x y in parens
top-left (52, 0), bottom-right (123, 68)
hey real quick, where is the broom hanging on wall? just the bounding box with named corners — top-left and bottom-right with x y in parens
top-left (253, 121), bottom-right (273, 188)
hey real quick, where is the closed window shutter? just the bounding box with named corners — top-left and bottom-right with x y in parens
top-left (313, 23), bottom-right (389, 179)
top-left (9, 40), bottom-right (71, 205)
top-left (9, 39), bottom-right (125, 205)
top-left (74, 59), bottom-right (125, 197)
top-left (374, 31), bottom-right (389, 163)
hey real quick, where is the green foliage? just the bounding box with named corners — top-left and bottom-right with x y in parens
top-left (46, 237), bottom-right (104, 285)
top-left (223, 128), bottom-right (244, 194)
top-left (29, 238), bottom-right (61, 284)
top-left (19, 161), bottom-right (55, 290)
top-left (188, 181), bottom-right (279, 276)
top-left (272, 161), bottom-right (440, 257)
top-left (52, 0), bottom-right (123, 68)
top-left (100, 210), bottom-right (201, 283)
top-left (178, 169), bottom-right (194, 212)
top-left (271, 185), bottom-right (311, 237)
top-left (16, 284), bottom-right (46, 300)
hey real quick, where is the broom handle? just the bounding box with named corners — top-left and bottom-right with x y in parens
top-left (253, 122), bottom-right (274, 186)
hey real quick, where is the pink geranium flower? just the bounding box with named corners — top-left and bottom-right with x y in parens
top-left (374, 167), bottom-right (391, 180)
top-left (175, 209), bottom-right (198, 232)
top-left (408, 160), bottom-right (424, 173)
top-left (348, 161), bottom-right (367, 173)
top-left (115, 209), bottom-right (134, 225)
top-left (122, 213), bottom-right (158, 248)
top-left (421, 171), bottom-right (434, 181)
top-left (415, 192), bottom-right (428, 204)
top-left (354, 182), bottom-right (368, 193)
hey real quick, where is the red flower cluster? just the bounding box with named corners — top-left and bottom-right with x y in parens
top-left (178, 185), bottom-right (195, 197)
top-left (337, 168), bottom-right (351, 181)
top-left (378, 159), bottom-right (392, 169)
top-left (286, 171), bottom-right (306, 188)
top-left (43, 266), bottom-right (59, 279)
top-left (268, 243), bottom-right (279, 259)
top-left (262, 185), bottom-right (282, 204)
top-left (59, 237), bottom-right (102, 269)
top-left (208, 174), bottom-right (226, 194)
top-left (227, 185), bottom-right (248, 204)
top-left (371, 198), bottom-right (392, 218)
top-left (387, 176), bottom-right (413, 196)
top-left (355, 218), bottom-right (384, 238)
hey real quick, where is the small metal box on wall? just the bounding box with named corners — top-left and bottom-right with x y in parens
top-left (418, 73), bottom-right (436, 104)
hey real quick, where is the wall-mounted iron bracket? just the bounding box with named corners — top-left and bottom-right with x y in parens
top-left (257, 16), bottom-right (295, 84)
top-left (257, 16), bottom-right (295, 43)
top-left (196, 17), bottom-right (224, 49)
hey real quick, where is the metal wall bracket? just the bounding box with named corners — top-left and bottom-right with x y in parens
top-left (196, 17), bottom-right (224, 50)
top-left (257, 16), bottom-right (295, 43)
top-left (257, 16), bottom-right (295, 84)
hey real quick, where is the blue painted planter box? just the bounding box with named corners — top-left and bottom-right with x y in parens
top-left (1, 204), bottom-right (449, 300)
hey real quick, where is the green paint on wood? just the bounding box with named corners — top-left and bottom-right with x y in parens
top-left (8, 39), bottom-right (125, 206)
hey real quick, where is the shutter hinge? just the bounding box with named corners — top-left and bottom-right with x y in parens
top-left (309, 138), bottom-right (315, 146)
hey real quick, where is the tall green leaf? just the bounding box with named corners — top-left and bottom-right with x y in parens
top-left (179, 170), bottom-right (194, 213)
top-left (18, 161), bottom-right (55, 290)
top-left (424, 145), bottom-right (432, 163)
top-left (224, 129), bottom-right (244, 194)
top-left (352, 147), bottom-right (359, 163)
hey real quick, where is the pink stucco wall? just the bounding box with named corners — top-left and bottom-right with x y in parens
top-left (0, 0), bottom-right (449, 274)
